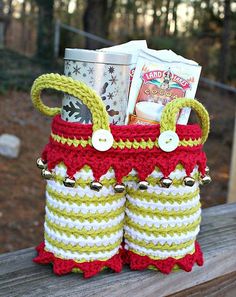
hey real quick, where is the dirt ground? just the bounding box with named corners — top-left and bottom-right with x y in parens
top-left (0, 86), bottom-right (235, 253)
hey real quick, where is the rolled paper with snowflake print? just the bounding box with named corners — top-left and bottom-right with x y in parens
top-left (62, 49), bottom-right (132, 124)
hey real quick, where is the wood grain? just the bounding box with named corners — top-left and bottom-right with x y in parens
top-left (170, 272), bottom-right (236, 297)
top-left (228, 114), bottom-right (236, 203)
top-left (0, 203), bottom-right (236, 297)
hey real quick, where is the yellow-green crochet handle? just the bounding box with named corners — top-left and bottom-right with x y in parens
top-left (31, 73), bottom-right (110, 132)
top-left (160, 98), bottom-right (210, 144)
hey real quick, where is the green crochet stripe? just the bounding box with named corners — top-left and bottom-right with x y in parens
top-left (126, 201), bottom-right (201, 219)
top-left (125, 216), bottom-right (201, 236)
top-left (126, 188), bottom-right (200, 204)
top-left (44, 233), bottom-right (122, 253)
top-left (45, 217), bottom-right (124, 238)
top-left (47, 186), bottom-right (123, 206)
top-left (72, 267), bottom-right (108, 273)
top-left (51, 132), bottom-right (202, 150)
top-left (127, 247), bottom-right (195, 260)
top-left (125, 235), bottom-right (195, 251)
top-left (148, 264), bottom-right (180, 271)
top-left (46, 203), bottom-right (125, 222)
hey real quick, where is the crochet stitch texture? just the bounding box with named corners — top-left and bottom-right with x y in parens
top-left (31, 74), bottom-right (210, 278)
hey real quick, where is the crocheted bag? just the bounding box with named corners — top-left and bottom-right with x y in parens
top-left (31, 74), bottom-right (210, 278)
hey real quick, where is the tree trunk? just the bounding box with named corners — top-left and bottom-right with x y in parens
top-left (35, 0), bottom-right (54, 60)
top-left (0, 0), bottom-right (5, 49)
top-left (83, 0), bottom-right (108, 49)
top-left (162, 0), bottom-right (170, 36)
top-left (151, 0), bottom-right (163, 36)
top-left (219, 0), bottom-right (231, 83)
top-left (21, 1), bottom-right (26, 53)
top-left (172, 0), bottom-right (179, 36)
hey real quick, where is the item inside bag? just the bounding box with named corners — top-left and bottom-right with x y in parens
top-left (126, 49), bottom-right (202, 125)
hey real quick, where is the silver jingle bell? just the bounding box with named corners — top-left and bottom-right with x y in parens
top-left (183, 176), bottom-right (195, 187)
top-left (114, 183), bottom-right (126, 193)
top-left (63, 177), bottom-right (76, 188)
top-left (36, 158), bottom-right (47, 169)
top-left (205, 166), bottom-right (210, 174)
top-left (90, 181), bottom-right (103, 191)
top-left (138, 181), bottom-right (149, 190)
top-left (41, 168), bottom-right (53, 180)
top-left (200, 175), bottom-right (212, 185)
top-left (160, 177), bottom-right (173, 188)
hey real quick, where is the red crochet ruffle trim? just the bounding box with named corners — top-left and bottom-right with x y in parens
top-left (33, 242), bottom-right (203, 277)
top-left (41, 115), bottom-right (207, 183)
top-left (122, 241), bottom-right (203, 274)
top-left (33, 242), bottom-right (123, 278)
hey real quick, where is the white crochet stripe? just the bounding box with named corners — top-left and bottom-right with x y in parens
top-left (53, 165), bottom-right (116, 180)
top-left (47, 180), bottom-right (117, 197)
top-left (45, 223), bottom-right (123, 247)
top-left (124, 225), bottom-right (200, 245)
top-left (125, 240), bottom-right (195, 259)
top-left (46, 208), bottom-right (124, 230)
top-left (127, 194), bottom-right (200, 211)
top-left (127, 181), bottom-right (199, 195)
top-left (46, 192), bottom-right (125, 214)
top-left (45, 240), bottom-right (120, 261)
top-left (125, 208), bottom-right (201, 228)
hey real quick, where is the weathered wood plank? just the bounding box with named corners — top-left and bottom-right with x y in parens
top-left (228, 114), bottom-right (236, 203)
top-left (170, 272), bottom-right (236, 297)
top-left (0, 203), bottom-right (236, 297)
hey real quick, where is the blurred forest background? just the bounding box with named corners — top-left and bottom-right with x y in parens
top-left (0, 0), bottom-right (236, 253)
top-left (0, 0), bottom-right (236, 88)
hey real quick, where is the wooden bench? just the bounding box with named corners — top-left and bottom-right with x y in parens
top-left (0, 203), bottom-right (236, 297)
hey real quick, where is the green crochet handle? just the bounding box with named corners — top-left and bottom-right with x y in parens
top-left (160, 98), bottom-right (210, 144)
top-left (31, 73), bottom-right (110, 132)
top-left (31, 74), bottom-right (210, 143)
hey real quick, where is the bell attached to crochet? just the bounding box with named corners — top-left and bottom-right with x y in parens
top-left (200, 165), bottom-right (212, 186)
top-left (36, 158), bottom-right (47, 169)
top-left (90, 181), bottom-right (103, 191)
top-left (183, 176), bottom-right (195, 187)
top-left (160, 177), bottom-right (173, 188)
top-left (41, 169), bottom-right (53, 180)
top-left (63, 176), bottom-right (76, 187)
top-left (114, 183), bottom-right (126, 193)
top-left (138, 180), bottom-right (149, 190)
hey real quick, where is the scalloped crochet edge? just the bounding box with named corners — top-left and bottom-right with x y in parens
top-left (33, 242), bottom-right (123, 278)
top-left (122, 241), bottom-right (203, 273)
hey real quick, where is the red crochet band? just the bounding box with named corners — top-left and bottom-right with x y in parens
top-left (123, 241), bottom-right (203, 274)
top-left (42, 115), bottom-right (207, 183)
top-left (33, 242), bottom-right (203, 277)
top-left (33, 242), bottom-right (123, 278)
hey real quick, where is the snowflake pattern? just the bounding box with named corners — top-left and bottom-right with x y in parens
top-left (63, 62), bottom-right (129, 124)
top-left (108, 66), bottom-right (115, 74)
top-left (88, 67), bottom-right (94, 75)
top-left (63, 101), bottom-right (91, 123)
top-left (65, 61), bottom-right (71, 69)
top-left (109, 75), bottom-right (118, 85)
top-left (107, 92), bottom-right (114, 100)
top-left (73, 65), bottom-right (81, 75)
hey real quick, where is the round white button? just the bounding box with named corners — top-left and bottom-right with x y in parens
top-left (158, 130), bottom-right (179, 152)
top-left (91, 129), bottom-right (114, 151)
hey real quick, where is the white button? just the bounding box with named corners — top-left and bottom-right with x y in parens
top-left (158, 130), bottom-right (179, 152)
top-left (91, 129), bottom-right (114, 151)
